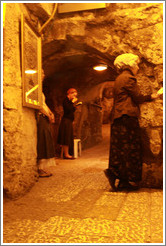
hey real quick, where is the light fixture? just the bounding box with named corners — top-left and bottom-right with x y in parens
top-left (25, 70), bottom-right (37, 74)
top-left (93, 64), bottom-right (108, 71)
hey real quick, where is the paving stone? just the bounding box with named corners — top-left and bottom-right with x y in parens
top-left (150, 204), bottom-right (163, 244)
top-left (125, 189), bottom-right (151, 204)
top-left (151, 205), bottom-right (163, 221)
top-left (3, 137), bottom-right (163, 244)
top-left (71, 217), bottom-right (115, 237)
top-left (150, 221), bottom-right (163, 243)
top-left (86, 205), bottom-right (120, 220)
top-left (63, 235), bottom-right (114, 243)
top-left (150, 188), bottom-right (163, 197)
top-left (3, 219), bottom-right (44, 243)
top-left (95, 192), bottom-right (126, 206)
top-left (151, 195), bottom-right (163, 206)
top-left (112, 221), bottom-right (151, 243)
top-left (116, 202), bottom-right (151, 222)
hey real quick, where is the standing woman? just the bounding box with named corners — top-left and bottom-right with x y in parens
top-left (58, 88), bottom-right (78, 159)
top-left (37, 69), bottom-right (56, 177)
top-left (104, 53), bottom-right (162, 191)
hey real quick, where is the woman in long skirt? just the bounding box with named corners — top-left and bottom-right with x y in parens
top-left (58, 88), bottom-right (78, 159)
top-left (37, 93), bottom-right (56, 177)
top-left (104, 53), bottom-right (162, 191)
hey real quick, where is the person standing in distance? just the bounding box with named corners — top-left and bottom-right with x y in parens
top-left (58, 88), bottom-right (81, 159)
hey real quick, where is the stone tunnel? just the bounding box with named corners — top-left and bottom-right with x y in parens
top-left (3, 2), bottom-right (163, 199)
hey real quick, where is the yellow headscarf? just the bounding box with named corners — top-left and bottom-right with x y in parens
top-left (114, 53), bottom-right (140, 70)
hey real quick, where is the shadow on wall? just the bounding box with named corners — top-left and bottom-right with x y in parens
top-left (74, 81), bottom-right (114, 149)
top-left (141, 127), bottom-right (163, 163)
top-left (140, 127), bottom-right (163, 188)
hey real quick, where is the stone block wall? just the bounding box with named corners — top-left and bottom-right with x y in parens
top-left (3, 3), bottom-right (39, 198)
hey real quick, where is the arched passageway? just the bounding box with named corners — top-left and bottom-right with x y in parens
top-left (42, 46), bottom-right (117, 154)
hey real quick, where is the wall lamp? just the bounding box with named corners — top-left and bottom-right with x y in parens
top-left (93, 64), bottom-right (108, 71)
top-left (25, 70), bottom-right (37, 74)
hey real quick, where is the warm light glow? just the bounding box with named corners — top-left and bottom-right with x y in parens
top-left (3, 3), bottom-right (6, 27)
top-left (25, 70), bottom-right (37, 74)
top-left (93, 64), bottom-right (108, 71)
top-left (26, 84), bottom-right (39, 97)
top-left (58, 3), bottom-right (106, 14)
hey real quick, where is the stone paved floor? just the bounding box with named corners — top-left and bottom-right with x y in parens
top-left (3, 125), bottom-right (164, 244)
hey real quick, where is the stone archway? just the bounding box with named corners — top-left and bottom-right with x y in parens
top-left (42, 49), bottom-right (117, 152)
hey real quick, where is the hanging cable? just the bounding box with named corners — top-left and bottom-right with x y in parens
top-left (39, 3), bottom-right (58, 34)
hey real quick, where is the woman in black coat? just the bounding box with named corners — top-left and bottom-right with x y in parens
top-left (58, 88), bottom-right (78, 159)
top-left (104, 53), bottom-right (162, 191)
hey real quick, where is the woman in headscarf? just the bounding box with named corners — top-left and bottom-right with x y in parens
top-left (57, 88), bottom-right (78, 159)
top-left (104, 53), bottom-right (162, 191)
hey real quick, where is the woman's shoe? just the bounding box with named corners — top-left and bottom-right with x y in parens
top-left (63, 156), bottom-right (75, 160)
top-left (38, 169), bottom-right (52, 177)
top-left (127, 182), bottom-right (139, 191)
top-left (104, 169), bottom-right (117, 191)
top-left (118, 180), bottom-right (139, 191)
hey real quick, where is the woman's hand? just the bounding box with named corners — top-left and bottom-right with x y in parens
top-left (151, 87), bottom-right (163, 100)
top-left (72, 97), bottom-right (78, 103)
top-left (76, 101), bottom-right (82, 106)
top-left (49, 113), bottom-right (55, 123)
top-left (157, 87), bottom-right (163, 95)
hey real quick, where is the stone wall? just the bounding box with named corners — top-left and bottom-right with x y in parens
top-left (3, 3), bottom-right (57, 198)
top-left (3, 3), bottom-right (38, 198)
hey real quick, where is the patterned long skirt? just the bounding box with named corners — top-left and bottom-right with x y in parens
top-left (109, 115), bottom-right (142, 182)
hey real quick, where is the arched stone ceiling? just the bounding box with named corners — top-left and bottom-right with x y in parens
top-left (42, 37), bottom-right (116, 79)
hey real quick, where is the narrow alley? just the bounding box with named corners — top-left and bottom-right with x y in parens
top-left (3, 125), bottom-right (163, 244)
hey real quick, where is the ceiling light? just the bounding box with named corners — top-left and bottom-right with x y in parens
top-left (93, 64), bottom-right (108, 71)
